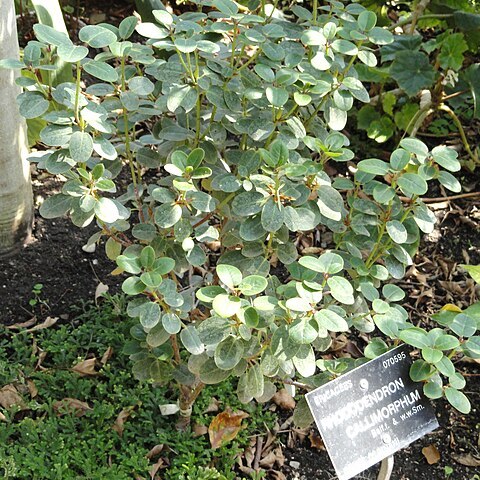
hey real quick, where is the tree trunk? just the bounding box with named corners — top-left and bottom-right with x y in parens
top-left (0, 0), bottom-right (34, 257)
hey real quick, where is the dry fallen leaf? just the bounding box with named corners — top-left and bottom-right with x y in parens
top-left (112, 406), bottom-right (136, 436)
top-left (259, 450), bottom-right (277, 469)
top-left (25, 316), bottom-right (58, 333)
top-left (301, 247), bottom-right (323, 255)
top-left (272, 389), bottom-right (296, 410)
top-left (6, 316), bottom-right (59, 333)
top-left (0, 411), bottom-right (6, 421)
top-left (192, 423), bottom-right (208, 437)
top-left (272, 446), bottom-right (285, 467)
top-left (95, 282), bottom-right (109, 304)
top-left (53, 398), bottom-right (92, 417)
top-left (203, 397), bottom-right (220, 413)
top-left (451, 453), bottom-right (480, 467)
top-left (35, 351), bottom-right (48, 370)
top-left (208, 410), bottom-right (249, 449)
top-left (72, 358), bottom-right (98, 376)
top-left (101, 347), bottom-right (114, 365)
top-left (146, 444), bottom-right (164, 460)
top-left (149, 458), bottom-right (166, 479)
top-left (422, 445), bottom-right (441, 465)
top-left (0, 385), bottom-right (26, 410)
top-left (27, 379), bottom-right (38, 398)
top-left (309, 431), bottom-right (325, 450)
top-left (6, 317), bottom-right (37, 330)
top-left (268, 470), bottom-right (287, 480)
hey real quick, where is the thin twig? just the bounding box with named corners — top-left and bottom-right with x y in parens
top-left (280, 377), bottom-right (311, 390)
top-left (253, 435), bottom-right (264, 471)
top-left (399, 192), bottom-right (480, 203)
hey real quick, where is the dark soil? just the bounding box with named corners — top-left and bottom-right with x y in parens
top-left (0, 176), bottom-right (118, 325)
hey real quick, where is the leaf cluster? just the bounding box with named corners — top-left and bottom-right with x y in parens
top-left (2, 0), bottom-right (476, 417)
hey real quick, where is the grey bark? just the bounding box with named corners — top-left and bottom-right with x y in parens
top-left (0, 0), bottom-right (34, 256)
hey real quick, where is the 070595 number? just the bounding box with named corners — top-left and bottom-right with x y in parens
top-left (383, 351), bottom-right (406, 369)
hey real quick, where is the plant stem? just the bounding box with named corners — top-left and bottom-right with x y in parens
top-left (74, 61), bottom-right (82, 129)
top-left (230, 22), bottom-right (238, 68)
top-left (365, 203), bottom-right (392, 268)
top-left (440, 104), bottom-right (479, 165)
top-left (192, 192), bottom-right (236, 228)
top-left (195, 92), bottom-right (202, 146)
top-left (401, 103), bottom-right (432, 139)
top-left (389, 13), bottom-right (453, 31)
top-left (400, 191), bottom-right (480, 203)
top-left (304, 94), bottom-right (329, 128)
top-left (408, 0), bottom-right (432, 34)
top-left (170, 334), bottom-right (182, 365)
top-left (237, 49), bottom-right (261, 72)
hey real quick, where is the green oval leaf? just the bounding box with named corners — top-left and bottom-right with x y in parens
top-left (214, 336), bottom-right (244, 370)
top-left (79, 25), bottom-right (117, 48)
top-left (445, 387), bottom-right (471, 414)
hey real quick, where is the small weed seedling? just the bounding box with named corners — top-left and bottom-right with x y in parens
top-left (28, 282), bottom-right (49, 312)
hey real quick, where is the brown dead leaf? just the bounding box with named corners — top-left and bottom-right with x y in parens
top-left (205, 240), bottom-right (221, 252)
top-left (5, 317), bottom-right (37, 330)
top-left (24, 316), bottom-right (58, 333)
top-left (238, 465), bottom-right (255, 476)
top-left (272, 389), bottom-right (296, 410)
top-left (72, 358), bottom-right (98, 376)
top-left (259, 451), bottom-right (277, 469)
top-left (95, 283), bottom-right (109, 304)
top-left (272, 446), bottom-right (285, 467)
top-left (149, 458), bottom-right (165, 480)
top-left (309, 431), bottom-right (325, 450)
top-left (301, 247), bottom-right (323, 255)
top-left (53, 398), bottom-right (92, 417)
top-left (330, 334), bottom-right (349, 352)
top-left (192, 423), bottom-right (208, 437)
top-left (439, 281), bottom-right (464, 296)
top-left (0, 385), bottom-right (26, 410)
top-left (243, 445), bottom-right (255, 468)
top-left (27, 379), bottom-right (38, 398)
top-left (208, 410), bottom-right (249, 449)
top-left (146, 444), bottom-right (164, 460)
top-left (449, 431), bottom-right (455, 449)
top-left (203, 397), bottom-right (220, 413)
top-left (36, 351), bottom-right (47, 370)
top-left (268, 470), bottom-right (287, 480)
top-left (422, 445), bottom-right (441, 465)
top-left (101, 347), bottom-right (114, 365)
top-left (112, 406), bottom-right (136, 436)
top-left (451, 453), bottom-right (480, 467)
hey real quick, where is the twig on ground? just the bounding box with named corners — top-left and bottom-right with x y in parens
top-left (253, 435), bottom-right (264, 471)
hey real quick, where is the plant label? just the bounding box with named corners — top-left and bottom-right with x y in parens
top-left (305, 345), bottom-right (439, 480)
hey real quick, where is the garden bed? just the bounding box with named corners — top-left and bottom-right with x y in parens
top-left (1, 0), bottom-right (480, 478)
top-left (1, 163), bottom-right (478, 480)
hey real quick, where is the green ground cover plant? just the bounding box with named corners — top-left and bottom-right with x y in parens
top-left (1, 0), bottom-right (478, 428)
top-left (0, 298), bottom-right (274, 479)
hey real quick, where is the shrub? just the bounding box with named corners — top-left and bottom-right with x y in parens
top-left (2, 0), bottom-right (477, 424)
